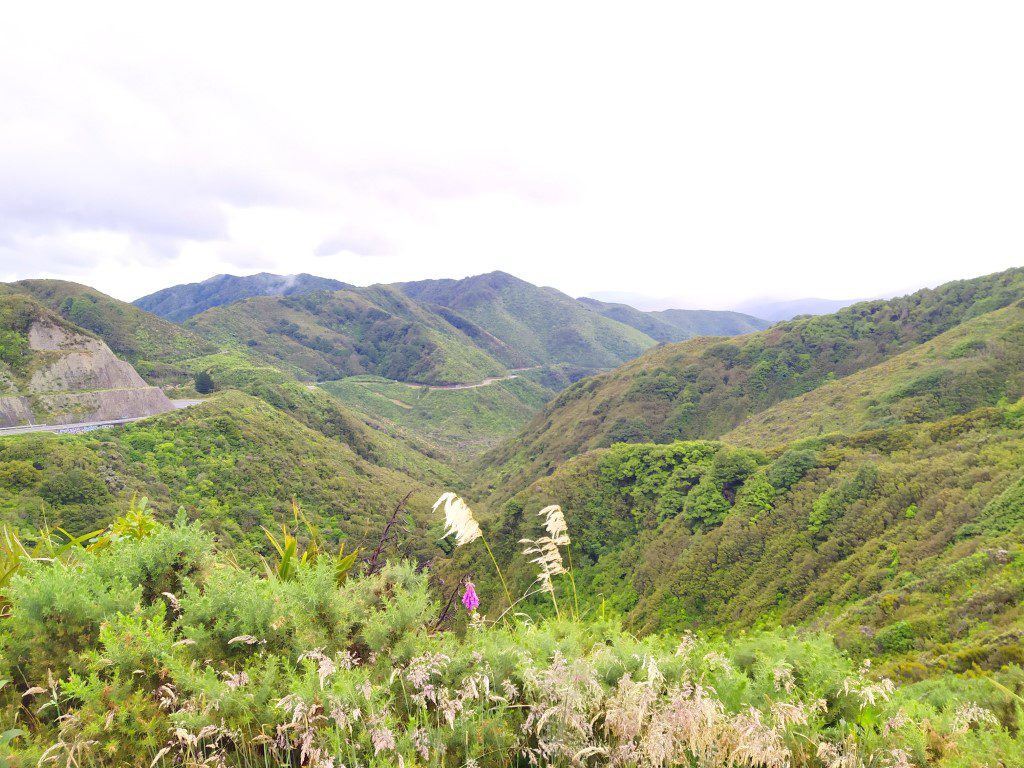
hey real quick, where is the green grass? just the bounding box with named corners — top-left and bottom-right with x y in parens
top-left (319, 374), bottom-right (554, 461)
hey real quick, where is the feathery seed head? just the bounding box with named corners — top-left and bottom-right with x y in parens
top-left (435, 492), bottom-right (482, 547)
top-left (538, 505), bottom-right (569, 545)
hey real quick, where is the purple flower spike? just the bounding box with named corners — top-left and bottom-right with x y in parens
top-left (462, 580), bottom-right (480, 613)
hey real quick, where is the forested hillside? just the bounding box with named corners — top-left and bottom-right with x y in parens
top-left (494, 402), bottom-right (1024, 674)
top-left (135, 272), bottom-right (352, 321)
top-left (453, 267), bottom-right (1024, 685)
top-left (0, 390), bottom-right (451, 558)
top-left (186, 286), bottom-right (510, 385)
top-left (577, 296), bottom-right (770, 341)
top-left (397, 271), bottom-right (659, 370)
top-left (477, 267), bottom-right (1024, 501)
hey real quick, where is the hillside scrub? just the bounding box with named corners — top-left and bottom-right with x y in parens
top-left (486, 399), bottom-right (1024, 678)
top-left (0, 392), bottom-right (450, 562)
top-left (476, 268), bottom-right (1024, 503)
top-left (1, 510), bottom-right (1021, 767)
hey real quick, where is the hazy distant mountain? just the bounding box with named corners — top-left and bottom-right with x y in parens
top-left (577, 297), bottom-right (769, 341)
top-left (135, 272), bottom-right (352, 322)
top-left (734, 297), bottom-right (860, 322)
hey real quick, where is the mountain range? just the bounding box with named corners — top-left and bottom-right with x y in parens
top-left (3, 264), bottom-right (1024, 687)
top-left (135, 270), bottom-right (770, 382)
top-left (134, 272), bottom-right (352, 322)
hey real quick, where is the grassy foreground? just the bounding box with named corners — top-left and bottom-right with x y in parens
top-left (1, 508), bottom-right (1021, 767)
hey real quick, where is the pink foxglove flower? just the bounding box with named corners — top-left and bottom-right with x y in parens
top-left (462, 580), bottom-right (480, 612)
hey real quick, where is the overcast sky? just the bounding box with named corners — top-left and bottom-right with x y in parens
top-left (1, 3), bottom-right (1022, 309)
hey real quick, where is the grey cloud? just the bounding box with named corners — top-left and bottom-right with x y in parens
top-left (217, 244), bottom-right (283, 271)
top-left (0, 237), bottom-right (108, 277)
top-left (314, 229), bottom-right (391, 258)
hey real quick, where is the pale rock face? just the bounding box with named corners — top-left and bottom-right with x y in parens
top-left (0, 321), bottom-right (174, 428)
top-left (0, 396), bottom-right (35, 426)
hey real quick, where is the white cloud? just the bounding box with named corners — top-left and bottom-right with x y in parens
top-left (0, 2), bottom-right (1022, 307)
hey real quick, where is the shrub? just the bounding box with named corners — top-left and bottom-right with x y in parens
top-left (876, 620), bottom-right (917, 653)
top-left (38, 468), bottom-right (109, 507)
top-left (766, 448), bottom-right (818, 490)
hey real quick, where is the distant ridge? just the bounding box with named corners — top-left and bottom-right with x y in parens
top-left (395, 271), bottom-right (657, 371)
top-left (576, 297), bottom-right (769, 341)
top-left (734, 296), bottom-right (860, 322)
top-left (135, 272), bottom-right (352, 321)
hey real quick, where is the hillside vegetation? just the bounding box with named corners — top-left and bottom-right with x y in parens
top-left (187, 286), bottom-right (509, 385)
top-left (8, 280), bottom-right (215, 386)
top-left (398, 271), bottom-right (660, 371)
top-left (494, 401), bottom-right (1024, 673)
top-left (577, 296), bottom-right (770, 342)
top-left (0, 390), bottom-right (451, 558)
top-left (721, 301), bottom-right (1024, 447)
top-left (4, 266), bottom-right (1024, 764)
top-left (319, 374), bottom-right (554, 460)
top-left (2, 504), bottom-right (1021, 766)
top-left (477, 268), bottom-right (1024, 501)
top-left (0, 293), bottom-right (174, 427)
top-left (135, 271), bottom-right (353, 321)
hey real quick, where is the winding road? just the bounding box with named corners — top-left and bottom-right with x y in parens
top-left (0, 399), bottom-right (203, 437)
top-left (308, 366), bottom-right (542, 392)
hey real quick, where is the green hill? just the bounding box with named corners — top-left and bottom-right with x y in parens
top-left (577, 296), bottom-right (770, 341)
top-left (0, 292), bottom-right (175, 427)
top-left (477, 267), bottom-right (1024, 501)
top-left (459, 267), bottom-right (1024, 678)
top-left (7, 279), bottom-right (216, 386)
top-left (0, 390), bottom-right (450, 556)
top-left (3, 281), bottom-right (457, 487)
top-left (187, 286), bottom-right (508, 385)
top-left (134, 271), bottom-right (352, 321)
top-left (127, 269), bottom-right (780, 428)
top-left (397, 271), bottom-right (658, 371)
top-left (490, 400), bottom-right (1024, 677)
top-left (723, 300), bottom-right (1024, 448)
top-left (319, 373), bottom-right (555, 461)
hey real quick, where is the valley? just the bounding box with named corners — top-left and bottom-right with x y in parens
top-left (2, 266), bottom-right (1024, 766)
top-left (4, 11), bottom-right (1019, 763)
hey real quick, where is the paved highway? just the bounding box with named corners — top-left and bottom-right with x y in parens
top-left (0, 399), bottom-right (203, 437)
